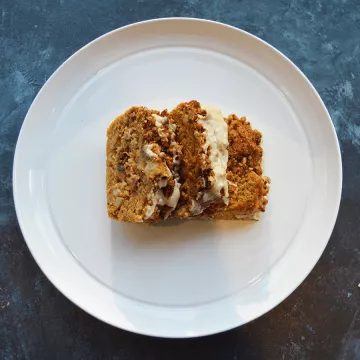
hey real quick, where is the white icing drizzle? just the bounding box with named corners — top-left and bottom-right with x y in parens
top-left (143, 144), bottom-right (157, 158)
top-left (169, 122), bottom-right (176, 131)
top-left (164, 179), bottom-right (181, 208)
top-left (145, 200), bottom-right (157, 219)
top-left (190, 104), bottom-right (229, 215)
top-left (143, 115), bottom-right (181, 220)
top-left (153, 114), bottom-right (168, 127)
top-left (145, 179), bottom-right (181, 219)
top-left (142, 144), bottom-right (160, 175)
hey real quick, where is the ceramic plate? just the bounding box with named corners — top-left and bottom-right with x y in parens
top-left (13, 18), bottom-right (342, 337)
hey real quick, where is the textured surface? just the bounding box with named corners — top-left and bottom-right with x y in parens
top-left (1, 0), bottom-right (359, 359)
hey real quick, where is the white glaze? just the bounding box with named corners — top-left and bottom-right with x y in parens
top-left (200, 104), bottom-right (229, 205)
top-left (145, 179), bottom-right (181, 219)
top-left (152, 114), bottom-right (168, 127)
top-left (190, 105), bottom-right (229, 215)
top-left (143, 144), bottom-right (157, 158)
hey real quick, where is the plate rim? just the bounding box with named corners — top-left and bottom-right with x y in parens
top-left (13, 17), bottom-right (342, 338)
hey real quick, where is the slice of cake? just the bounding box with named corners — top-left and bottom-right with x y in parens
top-left (106, 106), bottom-right (182, 223)
top-left (169, 101), bottom-right (269, 221)
top-left (203, 114), bottom-right (270, 220)
top-left (170, 101), bottom-right (230, 218)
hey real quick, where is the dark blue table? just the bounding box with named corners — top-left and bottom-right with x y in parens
top-left (1, 1), bottom-right (359, 359)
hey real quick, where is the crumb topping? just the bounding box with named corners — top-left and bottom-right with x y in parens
top-left (106, 102), bottom-right (270, 223)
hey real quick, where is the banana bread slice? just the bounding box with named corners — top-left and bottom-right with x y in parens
top-left (203, 114), bottom-right (270, 220)
top-left (106, 106), bottom-right (182, 223)
top-left (169, 101), bottom-right (230, 218)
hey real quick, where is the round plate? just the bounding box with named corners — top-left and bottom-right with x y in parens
top-left (13, 18), bottom-right (342, 337)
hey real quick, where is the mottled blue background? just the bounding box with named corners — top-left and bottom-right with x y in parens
top-left (1, 0), bottom-right (360, 359)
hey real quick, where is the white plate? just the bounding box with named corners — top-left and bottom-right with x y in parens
top-left (13, 18), bottom-right (342, 338)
